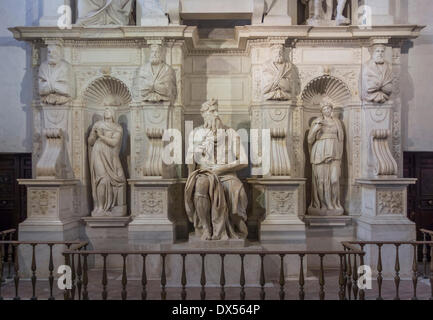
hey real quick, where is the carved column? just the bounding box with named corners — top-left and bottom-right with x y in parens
top-left (357, 39), bottom-right (416, 278)
top-left (249, 39), bottom-right (306, 243)
top-left (19, 38), bottom-right (80, 248)
top-left (128, 39), bottom-right (187, 244)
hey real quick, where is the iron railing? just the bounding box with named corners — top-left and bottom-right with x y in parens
top-left (0, 241), bottom-right (85, 300)
top-left (61, 242), bottom-right (365, 301)
top-left (343, 240), bottom-right (433, 300)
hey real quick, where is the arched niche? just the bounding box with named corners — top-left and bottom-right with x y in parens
top-left (301, 75), bottom-right (351, 110)
top-left (83, 76), bottom-right (132, 199)
top-left (83, 76), bottom-right (133, 108)
top-left (300, 74), bottom-right (352, 212)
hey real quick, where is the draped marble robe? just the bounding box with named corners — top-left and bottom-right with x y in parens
top-left (38, 59), bottom-right (73, 105)
top-left (262, 59), bottom-right (292, 101)
top-left (134, 61), bottom-right (177, 103)
top-left (185, 127), bottom-right (248, 240)
top-left (308, 116), bottom-right (345, 216)
top-left (77, 0), bottom-right (133, 26)
top-left (361, 59), bottom-right (393, 104)
top-left (88, 118), bottom-right (126, 216)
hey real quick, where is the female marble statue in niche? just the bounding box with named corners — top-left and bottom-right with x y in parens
top-left (88, 107), bottom-right (127, 217)
top-left (308, 99), bottom-right (345, 216)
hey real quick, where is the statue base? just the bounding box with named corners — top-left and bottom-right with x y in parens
top-left (356, 178), bottom-right (417, 278)
top-left (247, 177), bottom-right (307, 243)
top-left (17, 179), bottom-right (81, 278)
top-left (128, 178), bottom-right (188, 243)
top-left (307, 207), bottom-right (345, 216)
top-left (188, 235), bottom-right (247, 249)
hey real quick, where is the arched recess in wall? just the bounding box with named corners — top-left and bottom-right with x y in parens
top-left (301, 75), bottom-right (351, 109)
top-left (83, 76), bottom-right (132, 107)
top-left (83, 76), bottom-right (133, 208)
top-left (300, 74), bottom-right (352, 211)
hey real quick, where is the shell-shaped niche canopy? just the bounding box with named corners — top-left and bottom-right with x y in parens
top-left (301, 75), bottom-right (351, 108)
top-left (83, 76), bottom-right (132, 107)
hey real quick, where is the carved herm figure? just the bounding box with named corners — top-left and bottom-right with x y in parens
top-left (185, 99), bottom-right (248, 240)
top-left (38, 44), bottom-right (73, 105)
top-left (134, 44), bottom-right (177, 103)
top-left (262, 44), bottom-right (293, 101)
top-left (361, 44), bottom-right (393, 104)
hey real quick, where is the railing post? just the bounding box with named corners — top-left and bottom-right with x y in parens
top-left (160, 253), bottom-right (167, 300)
top-left (121, 254), bottom-right (128, 300)
top-left (82, 253), bottom-right (89, 300)
top-left (352, 253), bottom-right (358, 300)
top-left (412, 244), bottom-right (418, 300)
top-left (279, 254), bottom-right (285, 301)
top-left (377, 244), bottom-right (383, 300)
top-left (394, 244), bottom-right (401, 300)
top-left (359, 249), bottom-right (365, 301)
top-left (220, 254), bottom-right (226, 301)
top-left (423, 233), bottom-right (428, 279)
top-left (181, 254), bottom-right (187, 301)
top-left (77, 253), bottom-right (82, 300)
top-left (102, 254), bottom-right (108, 300)
top-left (7, 237), bottom-right (13, 279)
top-left (299, 254), bottom-right (305, 300)
top-left (319, 254), bottom-right (325, 300)
top-left (200, 253), bottom-right (206, 300)
top-left (339, 254), bottom-right (345, 300)
top-left (70, 249), bottom-right (76, 300)
top-left (346, 252), bottom-right (352, 300)
top-left (240, 254), bottom-right (246, 300)
top-left (48, 244), bottom-right (55, 300)
top-left (259, 254), bottom-right (265, 301)
top-left (141, 254), bottom-right (147, 300)
top-left (13, 244), bottom-right (20, 300)
top-left (63, 251), bottom-right (71, 300)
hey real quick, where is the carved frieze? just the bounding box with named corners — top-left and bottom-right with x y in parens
top-left (269, 191), bottom-right (296, 215)
top-left (139, 190), bottom-right (164, 215)
top-left (30, 190), bottom-right (58, 217)
top-left (377, 190), bottom-right (404, 215)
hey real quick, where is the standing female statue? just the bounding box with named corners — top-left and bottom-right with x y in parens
top-left (308, 100), bottom-right (345, 216)
top-left (88, 108), bottom-right (127, 217)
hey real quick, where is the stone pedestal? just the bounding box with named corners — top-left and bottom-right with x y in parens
top-left (356, 178), bottom-right (417, 279)
top-left (82, 217), bottom-right (132, 270)
top-left (248, 178), bottom-right (306, 243)
top-left (17, 179), bottom-right (81, 278)
top-left (128, 178), bottom-right (187, 243)
top-left (304, 216), bottom-right (355, 271)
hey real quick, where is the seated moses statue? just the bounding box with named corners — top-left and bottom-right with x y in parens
top-left (185, 99), bottom-right (249, 241)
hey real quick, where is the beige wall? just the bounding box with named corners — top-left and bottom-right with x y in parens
top-left (402, 0), bottom-right (433, 151)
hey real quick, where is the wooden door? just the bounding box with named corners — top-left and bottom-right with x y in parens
top-left (404, 152), bottom-right (433, 260)
top-left (0, 153), bottom-right (31, 237)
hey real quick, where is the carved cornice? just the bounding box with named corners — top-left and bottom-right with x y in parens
top-left (9, 25), bottom-right (425, 55)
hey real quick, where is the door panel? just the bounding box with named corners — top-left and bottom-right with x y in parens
top-left (0, 154), bottom-right (31, 236)
top-left (404, 152), bottom-right (433, 261)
